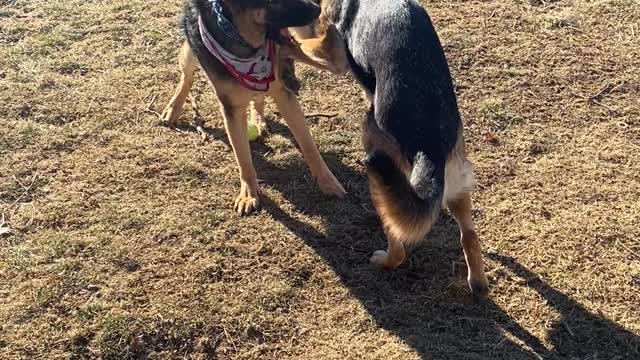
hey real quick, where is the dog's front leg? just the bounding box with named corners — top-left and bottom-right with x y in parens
top-left (220, 102), bottom-right (261, 215)
top-left (270, 87), bottom-right (346, 198)
top-left (161, 41), bottom-right (198, 124)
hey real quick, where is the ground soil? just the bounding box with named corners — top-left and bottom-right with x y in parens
top-left (1, 0), bottom-right (639, 359)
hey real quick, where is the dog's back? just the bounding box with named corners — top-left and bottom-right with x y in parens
top-left (333, 0), bottom-right (461, 159)
top-left (329, 0), bottom-right (462, 234)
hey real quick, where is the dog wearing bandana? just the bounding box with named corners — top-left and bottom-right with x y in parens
top-left (160, 0), bottom-right (347, 215)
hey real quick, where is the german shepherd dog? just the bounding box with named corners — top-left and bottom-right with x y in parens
top-left (161, 0), bottom-right (347, 215)
top-left (294, 0), bottom-right (490, 298)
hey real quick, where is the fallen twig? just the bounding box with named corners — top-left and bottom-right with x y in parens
top-left (589, 84), bottom-right (613, 102)
top-left (307, 112), bottom-right (338, 118)
top-left (561, 318), bottom-right (576, 337)
top-left (274, 111), bottom-right (338, 119)
top-left (571, 89), bottom-right (619, 114)
top-left (84, 96), bottom-right (98, 115)
top-left (3, 173), bottom-right (38, 213)
top-left (590, 99), bottom-right (618, 114)
top-left (190, 93), bottom-right (209, 142)
top-left (143, 94), bottom-right (161, 118)
top-left (619, 241), bottom-right (640, 259)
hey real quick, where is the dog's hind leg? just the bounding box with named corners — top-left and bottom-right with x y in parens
top-left (161, 41), bottom-right (198, 125)
top-left (447, 194), bottom-right (489, 299)
top-left (370, 230), bottom-right (407, 270)
top-left (249, 95), bottom-right (267, 137)
top-left (444, 138), bottom-right (489, 299)
top-left (367, 174), bottom-right (434, 270)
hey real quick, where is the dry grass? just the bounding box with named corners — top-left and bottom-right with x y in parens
top-left (1, 0), bottom-right (639, 359)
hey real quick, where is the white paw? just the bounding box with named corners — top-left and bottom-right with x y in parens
top-left (370, 250), bottom-right (388, 266)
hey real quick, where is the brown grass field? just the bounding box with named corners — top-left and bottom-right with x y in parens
top-left (1, 0), bottom-right (639, 359)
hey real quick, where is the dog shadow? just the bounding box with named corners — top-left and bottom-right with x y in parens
top-left (248, 120), bottom-right (639, 359)
top-left (487, 253), bottom-right (639, 359)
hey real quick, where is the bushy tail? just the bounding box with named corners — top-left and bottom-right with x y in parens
top-left (364, 150), bottom-right (444, 240)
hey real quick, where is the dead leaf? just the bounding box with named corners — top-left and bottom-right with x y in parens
top-left (482, 130), bottom-right (499, 144)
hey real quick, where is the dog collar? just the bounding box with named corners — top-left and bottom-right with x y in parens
top-left (199, 16), bottom-right (276, 92)
top-left (207, 0), bottom-right (253, 48)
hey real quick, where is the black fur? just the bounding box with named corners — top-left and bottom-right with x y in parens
top-left (182, 0), bottom-right (229, 79)
top-left (181, 0), bottom-right (320, 79)
top-left (364, 149), bottom-right (443, 221)
top-left (267, 0), bottom-right (320, 29)
top-left (329, 0), bottom-right (460, 211)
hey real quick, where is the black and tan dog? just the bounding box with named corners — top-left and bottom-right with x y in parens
top-left (161, 0), bottom-right (347, 215)
top-left (294, 0), bottom-right (490, 298)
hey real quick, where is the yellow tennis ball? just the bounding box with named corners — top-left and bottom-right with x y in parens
top-left (247, 123), bottom-right (259, 141)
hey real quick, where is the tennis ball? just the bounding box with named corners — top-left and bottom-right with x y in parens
top-left (247, 123), bottom-right (260, 142)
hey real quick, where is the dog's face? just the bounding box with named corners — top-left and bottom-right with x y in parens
top-left (238, 0), bottom-right (320, 29)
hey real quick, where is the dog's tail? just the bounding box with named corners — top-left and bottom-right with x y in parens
top-left (364, 150), bottom-right (444, 242)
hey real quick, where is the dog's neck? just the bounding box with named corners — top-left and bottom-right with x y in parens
top-left (214, 0), bottom-right (266, 55)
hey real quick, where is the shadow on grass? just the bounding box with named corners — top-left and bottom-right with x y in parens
top-left (249, 120), bottom-right (640, 359)
top-left (488, 253), bottom-right (640, 359)
top-left (162, 117), bottom-right (639, 359)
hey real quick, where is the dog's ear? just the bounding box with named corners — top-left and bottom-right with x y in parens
top-left (286, 24), bottom-right (349, 75)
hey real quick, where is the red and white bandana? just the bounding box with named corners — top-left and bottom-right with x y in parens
top-left (199, 16), bottom-right (276, 92)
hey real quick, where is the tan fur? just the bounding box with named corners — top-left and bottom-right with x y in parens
top-left (365, 126), bottom-right (488, 297)
top-left (282, 24), bottom-right (349, 75)
top-left (443, 130), bottom-right (476, 205)
top-left (446, 192), bottom-right (489, 297)
top-left (363, 119), bottom-right (436, 269)
top-left (225, 4), bottom-right (268, 48)
top-left (161, 4), bottom-right (346, 215)
top-left (278, 0), bottom-right (349, 74)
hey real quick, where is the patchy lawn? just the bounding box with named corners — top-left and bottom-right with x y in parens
top-left (1, 0), bottom-right (639, 359)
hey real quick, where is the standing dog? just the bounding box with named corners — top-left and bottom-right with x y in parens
top-left (161, 0), bottom-right (347, 215)
top-left (295, 0), bottom-right (490, 298)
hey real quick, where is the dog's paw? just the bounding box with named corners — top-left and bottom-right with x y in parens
top-left (160, 103), bottom-right (182, 125)
top-left (316, 170), bottom-right (346, 198)
top-left (370, 250), bottom-right (388, 267)
top-left (233, 191), bottom-right (260, 216)
top-left (468, 274), bottom-right (490, 302)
